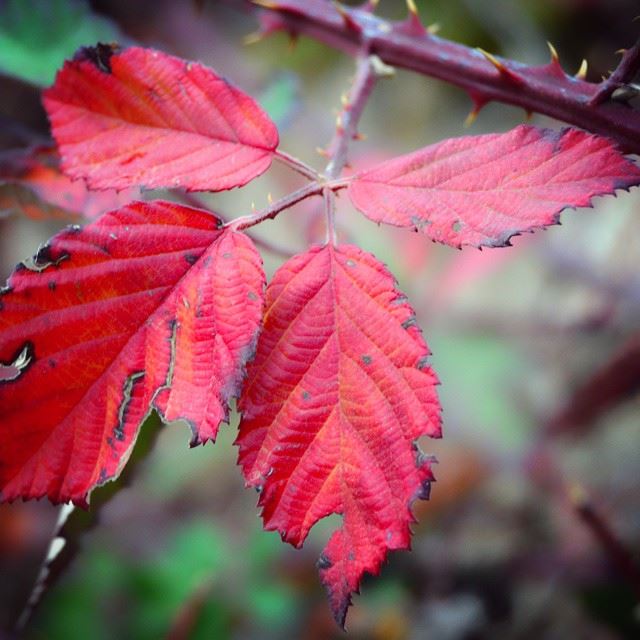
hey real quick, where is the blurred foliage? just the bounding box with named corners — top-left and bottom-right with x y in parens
top-left (0, 0), bottom-right (121, 85)
top-left (258, 72), bottom-right (301, 130)
top-left (30, 520), bottom-right (301, 640)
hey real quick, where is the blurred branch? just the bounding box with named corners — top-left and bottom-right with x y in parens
top-left (241, 0), bottom-right (640, 153)
top-left (13, 412), bottom-right (164, 635)
top-left (546, 332), bottom-right (640, 436)
top-left (569, 484), bottom-right (640, 603)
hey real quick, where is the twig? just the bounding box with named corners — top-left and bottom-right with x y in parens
top-left (175, 191), bottom-right (295, 256)
top-left (228, 181), bottom-right (326, 231)
top-left (274, 149), bottom-right (321, 180)
top-left (244, 0), bottom-right (640, 153)
top-left (324, 54), bottom-right (383, 179)
top-left (590, 36), bottom-right (640, 105)
top-left (321, 53), bottom-right (390, 241)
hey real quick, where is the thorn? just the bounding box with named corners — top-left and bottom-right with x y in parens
top-left (332, 1), bottom-right (361, 32)
top-left (251, 201), bottom-right (256, 212)
top-left (546, 41), bottom-right (565, 77)
top-left (287, 31), bottom-right (298, 52)
top-left (352, 131), bottom-right (367, 141)
top-left (400, 0), bottom-right (427, 37)
top-left (524, 109), bottom-right (533, 121)
top-left (463, 109), bottom-right (478, 128)
top-left (427, 22), bottom-right (441, 35)
top-left (340, 92), bottom-right (349, 107)
top-left (547, 41), bottom-right (559, 64)
top-left (464, 92), bottom-right (488, 127)
top-left (267, 192), bottom-right (273, 205)
top-left (568, 482), bottom-right (589, 508)
top-left (477, 48), bottom-right (524, 84)
top-left (575, 58), bottom-right (588, 80)
top-left (243, 30), bottom-right (266, 46)
top-left (370, 54), bottom-right (396, 77)
top-left (336, 113), bottom-right (344, 130)
top-left (615, 49), bottom-right (627, 56)
top-left (316, 146), bottom-right (329, 157)
top-left (251, 0), bottom-right (278, 8)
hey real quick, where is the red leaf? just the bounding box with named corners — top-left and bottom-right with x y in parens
top-left (237, 244), bottom-right (441, 627)
top-left (348, 125), bottom-right (640, 248)
top-left (0, 200), bottom-right (264, 506)
top-left (0, 147), bottom-right (137, 220)
top-left (43, 45), bottom-right (279, 192)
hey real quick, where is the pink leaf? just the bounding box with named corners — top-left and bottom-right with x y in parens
top-left (237, 243), bottom-right (441, 627)
top-left (348, 125), bottom-right (640, 248)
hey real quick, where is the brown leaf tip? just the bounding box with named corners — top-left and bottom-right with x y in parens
top-left (74, 43), bottom-right (122, 74)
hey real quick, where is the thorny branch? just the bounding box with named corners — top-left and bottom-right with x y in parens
top-left (226, 178), bottom-right (348, 231)
top-left (569, 484), bottom-right (640, 603)
top-left (321, 53), bottom-right (389, 243)
top-left (243, 0), bottom-right (640, 153)
top-left (228, 53), bottom-right (385, 237)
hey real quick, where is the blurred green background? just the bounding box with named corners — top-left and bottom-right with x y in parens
top-left (1, 0), bottom-right (640, 638)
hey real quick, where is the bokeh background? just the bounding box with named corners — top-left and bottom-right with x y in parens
top-left (1, 0), bottom-right (640, 638)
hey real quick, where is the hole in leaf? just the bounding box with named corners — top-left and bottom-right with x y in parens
top-left (0, 342), bottom-right (34, 383)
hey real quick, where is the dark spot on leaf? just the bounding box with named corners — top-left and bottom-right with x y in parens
top-left (48, 281), bottom-right (56, 292)
top-left (48, 359), bottom-right (56, 369)
top-left (346, 259), bottom-right (356, 267)
top-left (411, 215), bottom-right (431, 231)
top-left (74, 43), bottom-right (121, 74)
top-left (414, 478), bottom-right (432, 501)
top-left (361, 355), bottom-right (372, 365)
top-left (98, 467), bottom-right (109, 484)
top-left (20, 244), bottom-right (70, 272)
top-left (184, 253), bottom-right (198, 265)
top-left (247, 291), bottom-right (258, 301)
top-left (392, 295), bottom-right (408, 306)
top-left (302, 390), bottom-right (311, 400)
top-left (347, 551), bottom-right (355, 561)
top-left (316, 554), bottom-right (333, 570)
top-left (416, 355), bottom-right (430, 370)
top-left (452, 220), bottom-right (463, 233)
top-left (540, 127), bottom-right (564, 153)
top-left (222, 252), bottom-right (233, 259)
